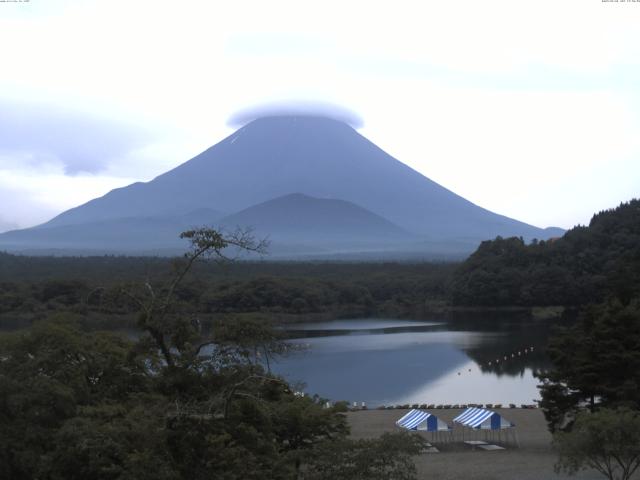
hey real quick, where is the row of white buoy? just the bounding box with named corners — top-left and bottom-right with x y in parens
top-left (486, 346), bottom-right (534, 367)
top-left (323, 401), bottom-right (367, 409)
top-left (455, 346), bottom-right (536, 376)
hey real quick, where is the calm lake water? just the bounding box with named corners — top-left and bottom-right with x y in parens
top-left (273, 315), bottom-right (558, 407)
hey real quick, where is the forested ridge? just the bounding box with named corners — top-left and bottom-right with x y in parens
top-left (0, 255), bottom-right (454, 331)
top-left (451, 199), bottom-right (640, 307)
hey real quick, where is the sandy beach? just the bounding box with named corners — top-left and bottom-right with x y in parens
top-left (347, 408), bottom-right (613, 480)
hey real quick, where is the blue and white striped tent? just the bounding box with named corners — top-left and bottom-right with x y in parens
top-left (453, 407), bottom-right (514, 430)
top-left (396, 409), bottom-right (451, 432)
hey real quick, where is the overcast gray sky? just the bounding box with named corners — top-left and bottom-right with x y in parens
top-left (1, 0), bottom-right (639, 232)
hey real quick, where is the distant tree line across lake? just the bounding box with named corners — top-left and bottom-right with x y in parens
top-left (0, 256), bottom-right (455, 331)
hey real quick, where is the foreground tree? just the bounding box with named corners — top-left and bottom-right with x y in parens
top-left (123, 227), bottom-right (268, 369)
top-left (301, 432), bottom-right (426, 480)
top-left (0, 317), bottom-right (153, 480)
top-left (212, 313), bottom-right (289, 372)
top-left (537, 299), bottom-right (640, 432)
top-left (0, 228), bottom-right (426, 479)
top-left (555, 408), bottom-right (640, 480)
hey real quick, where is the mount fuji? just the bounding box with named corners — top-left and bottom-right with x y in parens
top-left (0, 115), bottom-right (563, 258)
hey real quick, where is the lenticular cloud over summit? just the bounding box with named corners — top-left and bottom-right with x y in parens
top-left (227, 101), bottom-right (364, 129)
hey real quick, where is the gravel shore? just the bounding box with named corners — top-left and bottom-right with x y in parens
top-left (346, 408), bottom-right (611, 480)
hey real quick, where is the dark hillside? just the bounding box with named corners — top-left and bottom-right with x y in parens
top-left (451, 199), bottom-right (640, 306)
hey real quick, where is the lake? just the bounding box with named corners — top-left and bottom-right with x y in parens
top-left (273, 314), bottom-right (558, 407)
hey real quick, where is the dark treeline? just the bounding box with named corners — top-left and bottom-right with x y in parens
top-left (451, 199), bottom-right (640, 307)
top-left (0, 256), bottom-right (456, 330)
top-left (0, 253), bottom-right (453, 283)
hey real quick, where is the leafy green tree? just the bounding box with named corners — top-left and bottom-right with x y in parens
top-left (300, 432), bottom-right (426, 480)
top-left (47, 401), bottom-right (179, 480)
top-left (555, 408), bottom-right (640, 480)
top-left (538, 299), bottom-right (640, 432)
top-left (0, 316), bottom-right (150, 480)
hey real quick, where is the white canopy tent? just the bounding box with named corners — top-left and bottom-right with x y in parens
top-left (453, 407), bottom-right (518, 446)
top-left (396, 409), bottom-right (452, 442)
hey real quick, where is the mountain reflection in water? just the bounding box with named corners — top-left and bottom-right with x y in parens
top-left (273, 316), bottom-right (557, 407)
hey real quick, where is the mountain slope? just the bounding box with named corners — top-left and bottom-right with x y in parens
top-left (0, 115), bottom-right (563, 256)
top-left (0, 208), bottom-right (223, 254)
top-left (218, 193), bottom-right (411, 244)
top-left (39, 116), bottom-right (558, 239)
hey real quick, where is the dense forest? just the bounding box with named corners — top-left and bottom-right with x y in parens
top-left (0, 254), bottom-right (455, 331)
top-left (451, 199), bottom-right (640, 307)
